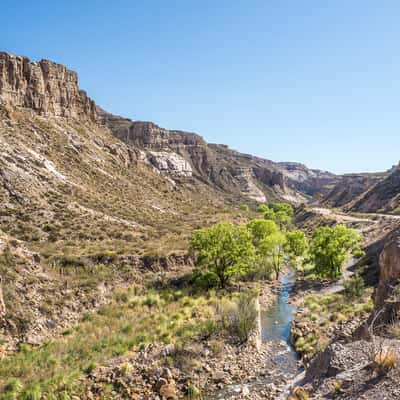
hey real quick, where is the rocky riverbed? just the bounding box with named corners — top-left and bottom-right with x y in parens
top-left (85, 276), bottom-right (304, 400)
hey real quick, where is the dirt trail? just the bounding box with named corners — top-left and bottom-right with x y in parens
top-left (311, 207), bottom-right (400, 223)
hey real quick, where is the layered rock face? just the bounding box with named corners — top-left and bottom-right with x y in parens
top-left (0, 52), bottom-right (96, 120)
top-left (320, 173), bottom-right (386, 208)
top-left (148, 151), bottom-right (193, 177)
top-left (349, 164), bottom-right (400, 214)
top-left (99, 110), bottom-right (317, 203)
top-left (278, 162), bottom-right (337, 196)
top-left (375, 232), bottom-right (400, 309)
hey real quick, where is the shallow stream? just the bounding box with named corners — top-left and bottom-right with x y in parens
top-left (211, 271), bottom-right (301, 399)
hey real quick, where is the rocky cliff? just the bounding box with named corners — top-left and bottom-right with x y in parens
top-left (0, 52), bottom-right (96, 120)
top-left (375, 230), bottom-right (400, 310)
top-left (98, 109), bottom-right (340, 204)
top-left (319, 173), bottom-right (387, 208)
top-left (0, 52), bottom-right (343, 206)
top-left (2, 51), bottom-right (397, 213)
top-left (348, 164), bottom-right (400, 214)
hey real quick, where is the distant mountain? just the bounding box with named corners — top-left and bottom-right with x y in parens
top-left (348, 164), bottom-right (400, 214)
top-left (319, 172), bottom-right (388, 208)
top-left (98, 107), bottom-right (339, 204)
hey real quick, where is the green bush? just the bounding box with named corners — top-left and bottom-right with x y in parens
top-left (344, 274), bottom-right (365, 299)
top-left (192, 271), bottom-right (220, 290)
top-left (187, 384), bottom-right (203, 399)
top-left (21, 384), bottom-right (42, 400)
top-left (352, 247), bottom-right (366, 258)
top-left (2, 378), bottom-right (23, 399)
top-left (219, 291), bottom-right (258, 342)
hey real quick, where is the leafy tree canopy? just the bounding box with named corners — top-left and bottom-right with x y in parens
top-left (269, 202), bottom-right (294, 217)
top-left (247, 219), bottom-right (279, 247)
top-left (259, 231), bottom-right (287, 280)
top-left (190, 222), bottom-right (255, 288)
top-left (262, 202), bottom-right (294, 230)
top-left (309, 224), bottom-right (362, 280)
top-left (285, 229), bottom-right (308, 260)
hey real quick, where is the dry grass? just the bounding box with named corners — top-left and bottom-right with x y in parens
top-left (374, 348), bottom-right (396, 372)
top-left (0, 287), bottom-right (218, 398)
top-left (294, 290), bottom-right (373, 360)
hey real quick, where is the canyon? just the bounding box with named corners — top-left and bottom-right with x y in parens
top-left (0, 52), bottom-right (399, 400)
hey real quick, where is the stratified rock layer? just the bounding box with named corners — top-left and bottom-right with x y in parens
top-left (375, 232), bottom-right (400, 308)
top-left (0, 52), bottom-right (96, 120)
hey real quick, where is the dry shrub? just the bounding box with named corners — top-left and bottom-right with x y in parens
top-left (218, 290), bottom-right (258, 343)
top-left (292, 386), bottom-right (309, 400)
top-left (374, 347), bottom-right (396, 373)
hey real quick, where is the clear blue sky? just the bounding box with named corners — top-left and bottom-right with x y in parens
top-left (2, 0), bottom-right (399, 173)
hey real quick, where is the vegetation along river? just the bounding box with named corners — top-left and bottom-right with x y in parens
top-left (212, 270), bottom-right (302, 399)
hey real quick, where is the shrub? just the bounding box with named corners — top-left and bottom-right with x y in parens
top-left (192, 271), bottom-right (220, 290)
top-left (374, 348), bottom-right (396, 373)
top-left (142, 293), bottom-right (162, 308)
top-left (292, 386), bottom-right (309, 400)
top-left (84, 362), bottom-right (97, 374)
top-left (187, 384), bottom-right (203, 399)
top-left (3, 378), bottom-right (23, 399)
top-left (352, 247), bottom-right (366, 258)
top-left (344, 274), bottom-right (365, 299)
top-left (21, 384), bottom-right (42, 400)
top-left (199, 319), bottom-right (218, 338)
top-left (209, 338), bottom-right (224, 355)
top-left (219, 291), bottom-right (258, 342)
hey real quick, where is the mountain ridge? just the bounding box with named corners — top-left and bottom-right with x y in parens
top-left (1, 51), bottom-right (398, 215)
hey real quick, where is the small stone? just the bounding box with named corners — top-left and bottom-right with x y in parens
top-left (159, 381), bottom-right (177, 399)
top-left (242, 386), bottom-right (250, 395)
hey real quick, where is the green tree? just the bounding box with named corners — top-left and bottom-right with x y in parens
top-left (263, 202), bottom-right (294, 230)
top-left (285, 229), bottom-right (308, 263)
top-left (190, 222), bottom-right (255, 288)
top-left (247, 219), bottom-right (279, 279)
top-left (274, 210), bottom-right (292, 230)
top-left (257, 204), bottom-right (269, 214)
top-left (269, 202), bottom-right (294, 217)
top-left (259, 231), bottom-right (287, 280)
top-left (309, 224), bottom-right (363, 280)
top-left (247, 219), bottom-right (279, 246)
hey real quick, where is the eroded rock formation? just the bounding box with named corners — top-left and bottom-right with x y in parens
top-left (375, 232), bottom-right (400, 309)
top-left (0, 52), bottom-right (96, 120)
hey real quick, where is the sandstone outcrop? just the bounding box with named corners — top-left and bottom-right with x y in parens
top-left (0, 52), bottom-right (96, 120)
top-left (148, 151), bottom-right (193, 177)
top-left (375, 232), bottom-right (400, 309)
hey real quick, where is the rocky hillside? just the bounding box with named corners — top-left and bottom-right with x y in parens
top-left (1, 52), bottom-right (254, 254)
top-left (348, 164), bottom-right (400, 214)
top-left (316, 164), bottom-right (400, 215)
top-left (298, 229), bottom-right (400, 399)
top-left (319, 173), bottom-right (387, 208)
top-left (98, 108), bottom-right (337, 204)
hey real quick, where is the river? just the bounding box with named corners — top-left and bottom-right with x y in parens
top-left (211, 271), bottom-right (302, 399)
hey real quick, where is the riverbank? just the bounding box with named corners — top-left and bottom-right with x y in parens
top-left (86, 280), bottom-right (282, 400)
top-left (208, 271), bottom-right (302, 400)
